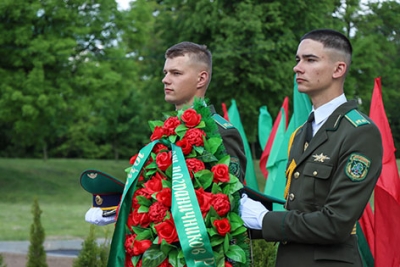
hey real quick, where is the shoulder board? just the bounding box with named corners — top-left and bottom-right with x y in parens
top-left (344, 109), bottom-right (370, 127)
top-left (212, 114), bottom-right (235, 129)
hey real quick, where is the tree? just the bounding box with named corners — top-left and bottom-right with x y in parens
top-left (26, 198), bottom-right (47, 267)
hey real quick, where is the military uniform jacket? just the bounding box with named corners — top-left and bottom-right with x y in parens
top-left (261, 100), bottom-right (383, 267)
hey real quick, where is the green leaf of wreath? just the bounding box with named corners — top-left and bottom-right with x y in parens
top-left (195, 170), bottom-right (213, 189)
top-left (142, 245), bottom-right (167, 267)
top-left (195, 121), bottom-right (206, 128)
top-left (210, 234), bottom-right (224, 246)
top-left (137, 196), bottom-right (152, 207)
top-left (175, 124), bottom-right (188, 138)
top-left (204, 137), bottom-right (223, 155)
top-left (225, 244), bottom-right (246, 263)
top-left (148, 120), bottom-right (164, 131)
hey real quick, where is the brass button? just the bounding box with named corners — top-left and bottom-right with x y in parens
top-left (294, 172), bottom-right (300, 178)
top-left (281, 241), bottom-right (287, 245)
top-left (313, 171), bottom-right (318, 176)
top-left (289, 193), bottom-right (295, 201)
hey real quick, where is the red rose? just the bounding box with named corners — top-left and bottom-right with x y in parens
top-left (125, 254), bottom-right (134, 267)
top-left (142, 173), bottom-right (164, 195)
top-left (184, 128), bottom-right (205, 147)
top-left (156, 151), bottom-right (172, 171)
top-left (134, 239), bottom-right (152, 255)
top-left (225, 261), bottom-right (233, 267)
top-left (186, 158), bottom-right (205, 178)
top-left (213, 218), bottom-right (231, 236)
top-left (195, 188), bottom-right (213, 217)
top-left (152, 143), bottom-right (168, 154)
top-left (125, 234), bottom-right (152, 256)
top-left (211, 193), bottom-right (231, 216)
top-left (156, 187), bottom-right (172, 207)
top-left (163, 116), bottom-right (181, 136)
top-left (176, 138), bottom-right (192, 155)
top-left (136, 259), bottom-right (142, 267)
top-left (155, 217), bottom-right (179, 244)
top-left (150, 126), bottom-right (165, 141)
top-left (181, 108), bottom-right (202, 128)
top-left (128, 209), bottom-right (151, 228)
top-left (211, 164), bottom-right (230, 183)
top-left (159, 258), bottom-right (173, 267)
top-left (148, 202), bottom-right (169, 223)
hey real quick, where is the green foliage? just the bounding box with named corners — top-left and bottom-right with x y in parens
top-left (0, 254), bottom-right (6, 267)
top-left (1, 1), bottom-right (400, 158)
top-left (26, 198), bottom-right (48, 267)
top-left (251, 239), bottom-right (277, 267)
top-left (73, 225), bottom-right (110, 267)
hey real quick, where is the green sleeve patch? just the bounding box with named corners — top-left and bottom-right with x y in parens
top-left (229, 156), bottom-right (241, 178)
top-left (212, 114), bottom-right (235, 129)
top-left (345, 153), bottom-right (370, 181)
top-left (344, 110), bottom-right (370, 127)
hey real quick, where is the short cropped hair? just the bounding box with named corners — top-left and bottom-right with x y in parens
top-left (301, 29), bottom-right (352, 68)
top-left (165, 41), bottom-right (212, 80)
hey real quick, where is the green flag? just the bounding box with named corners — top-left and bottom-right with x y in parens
top-left (258, 105), bottom-right (273, 149)
top-left (264, 77), bottom-right (311, 210)
top-left (228, 99), bottom-right (259, 191)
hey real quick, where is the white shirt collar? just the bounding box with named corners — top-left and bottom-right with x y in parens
top-left (313, 94), bottom-right (347, 125)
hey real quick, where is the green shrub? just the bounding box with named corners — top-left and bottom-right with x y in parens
top-left (0, 254), bottom-right (7, 267)
top-left (252, 239), bottom-right (277, 267)
top-left (26, 198), bottom-right (48, 267)
top-left (73, 225), bottom-right (110, 267)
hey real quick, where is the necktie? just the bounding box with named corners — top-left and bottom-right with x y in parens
top-left (304, 112), bottom-right (314, 151)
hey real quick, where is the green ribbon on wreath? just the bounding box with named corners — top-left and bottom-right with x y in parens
top-left (171, 144), bottom-right (215, 267)
top-left (108, 140), bottom-right (159, 267)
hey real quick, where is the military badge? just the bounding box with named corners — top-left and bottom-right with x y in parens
top-left (345, 153), bottom-right (370, 181)
top-left (313, 153), bottom-right (330, 162)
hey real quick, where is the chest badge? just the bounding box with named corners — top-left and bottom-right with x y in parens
top-left (312, 153), bottom-right (330, 162)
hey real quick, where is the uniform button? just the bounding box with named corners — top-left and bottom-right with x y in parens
top-left (313, 171), bottom-right (318, 176)
top-left (281, 241), bottom-right (287, 245)
top-left (294, 172), bottom-right (300, 178)
top-left (289, 193), bottom-right (295, 201)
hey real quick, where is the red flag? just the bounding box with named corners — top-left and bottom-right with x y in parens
top-left (358, 203), bottom-right (375, 258)
top-left (259, 97), bottom-right (289, 179)
top-left (369, 77), bottom-right (400, 266)
top-left (221, 102), bottom-right (230, 121)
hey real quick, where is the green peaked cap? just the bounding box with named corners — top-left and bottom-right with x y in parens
top-left (80, 169), bottom-right (125, 194)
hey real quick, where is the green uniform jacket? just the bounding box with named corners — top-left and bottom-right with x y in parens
top-left (261, 100), bottom-right (383, 267)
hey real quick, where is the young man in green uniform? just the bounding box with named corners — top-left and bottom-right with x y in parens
top-left (240, 29), bottom-right (383, 266)
top-left (162, 41), bottom-right (247, 181)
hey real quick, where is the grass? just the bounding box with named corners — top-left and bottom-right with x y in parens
top-left (0, 158), bottom-right (129, 241)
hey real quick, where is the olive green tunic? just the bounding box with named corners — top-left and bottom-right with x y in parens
top-left (261, 100), bottom-right (383, 267)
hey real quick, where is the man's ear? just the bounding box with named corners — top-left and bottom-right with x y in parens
top-left (332, 61), bottom-right (347, 79)
top-left (197, 71), bottom-right (209, 88)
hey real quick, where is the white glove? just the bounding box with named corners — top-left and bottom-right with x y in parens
top-left (85, 207), bottom-right (116, 226)
top-left (239, 194), bottom-right (269, 230)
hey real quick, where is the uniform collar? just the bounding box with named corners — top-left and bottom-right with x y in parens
top-left (313, 94), bottom-right (347, 126)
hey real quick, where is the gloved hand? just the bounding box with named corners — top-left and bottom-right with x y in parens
top-left (239, 193), bottom-right (269, 230)
top-left (85, 207), bottom-right (116, 226)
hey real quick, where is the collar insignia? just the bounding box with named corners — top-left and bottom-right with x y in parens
top-left (312, 153), bottom-right (330, 162)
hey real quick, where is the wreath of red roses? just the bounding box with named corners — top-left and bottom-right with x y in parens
top-left (113, 99), bottom-right (250, 267)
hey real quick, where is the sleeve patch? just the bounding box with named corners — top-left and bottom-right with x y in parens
top-left (229, 156), bottom-right (241, 178)
top-left (345, 153), bottom-right (370, 181)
